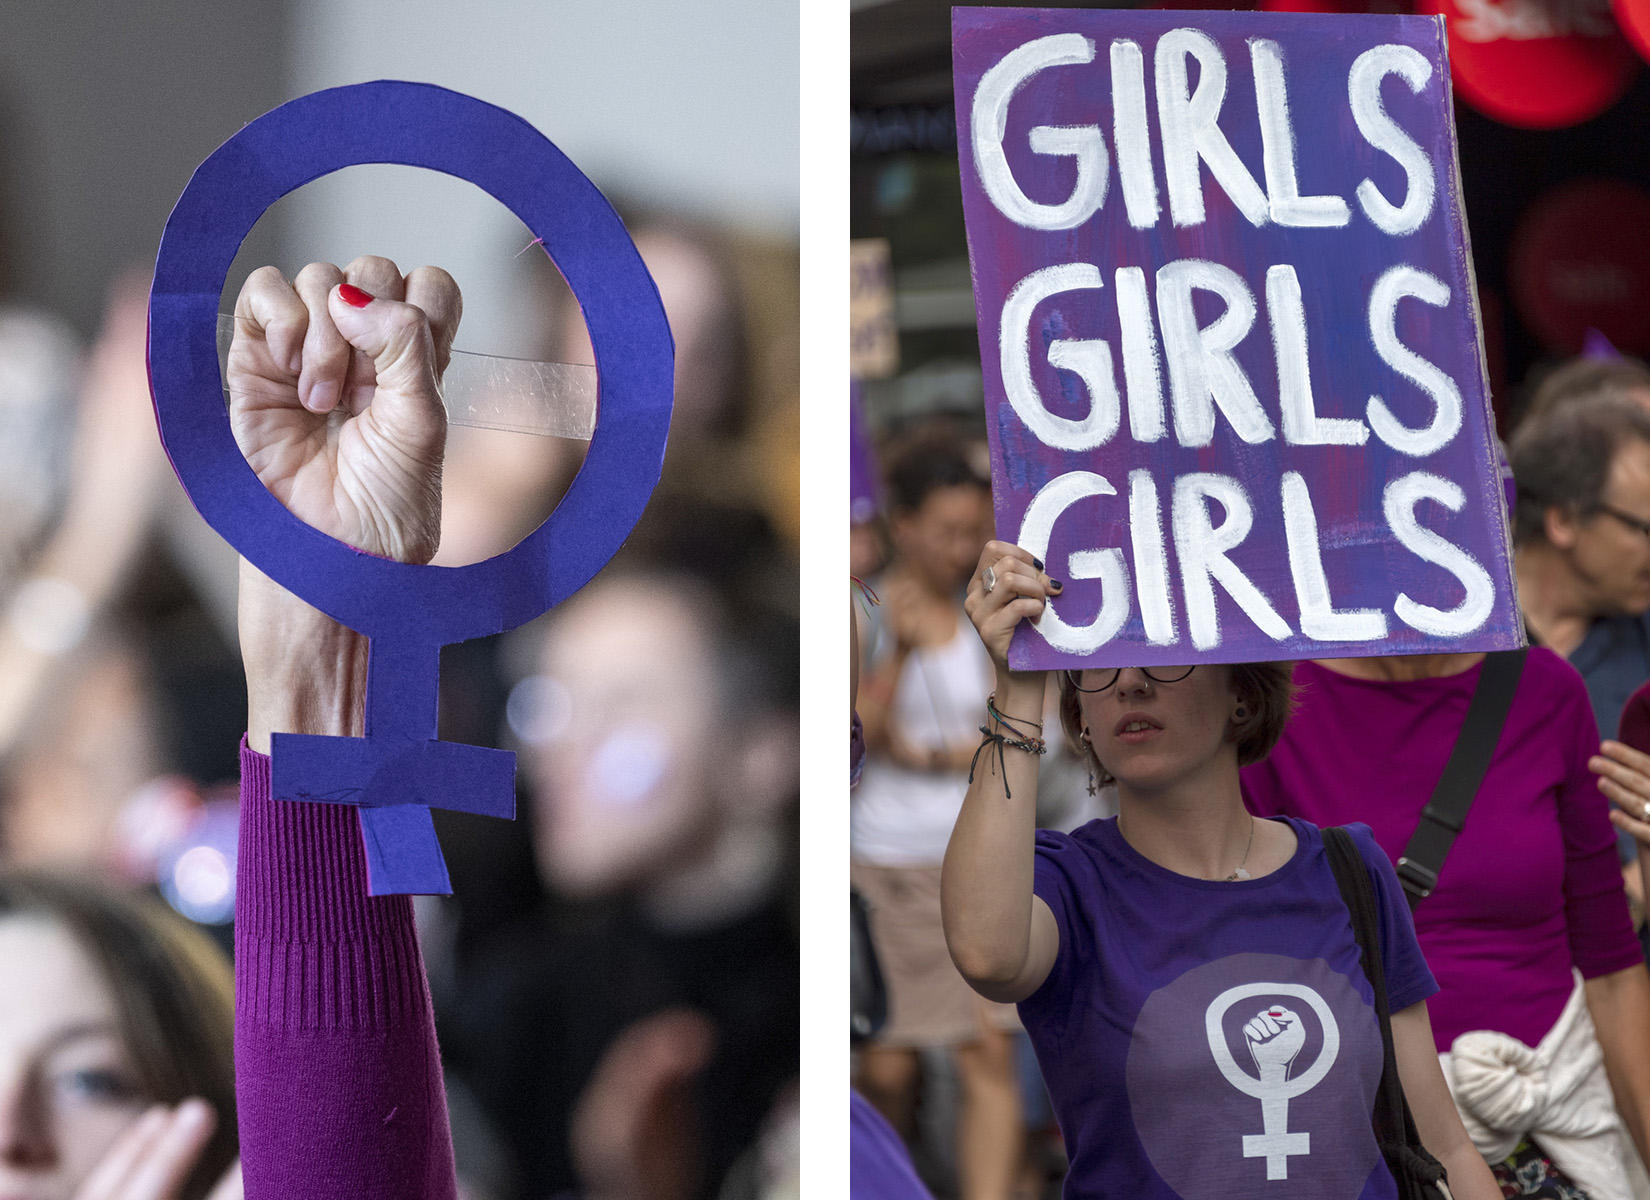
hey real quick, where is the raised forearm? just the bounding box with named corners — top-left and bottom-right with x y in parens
top-left (240, 558), bottom-right (369, 752)
top-left (236, 553), bottom-right (454, 1199)
top-left (940, 674), bottom-right (1047, 994)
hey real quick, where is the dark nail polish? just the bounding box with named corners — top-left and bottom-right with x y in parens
top-left (1049, 579), bottom-right (1064, 592)
top-left (1032, 557), bottom-right (1045, 571)
top-left (338, 283), bottom-right (374, 308)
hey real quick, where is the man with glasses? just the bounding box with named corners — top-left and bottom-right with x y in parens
top-left (1513, 389), bottom-right (1650, 905)
top-left (1512, 390), bottom-right (1650, 741)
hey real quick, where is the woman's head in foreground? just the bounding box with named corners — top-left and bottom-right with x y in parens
top-left (0, 871), bottom-right (235, 1200)
top-left (1058, 662), bottom-right (1295, 793)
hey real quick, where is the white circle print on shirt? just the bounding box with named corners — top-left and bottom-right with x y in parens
top-left (1124, 953), bottom-right (1384, 1199)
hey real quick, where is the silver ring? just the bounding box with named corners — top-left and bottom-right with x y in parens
top-left (1641, 801), bottom-right (1650, 824)
top-left (981, 566), bottom-right (997, 595)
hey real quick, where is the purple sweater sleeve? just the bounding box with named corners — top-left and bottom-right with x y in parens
top-left (236, 741), bottom-right (456, 1200)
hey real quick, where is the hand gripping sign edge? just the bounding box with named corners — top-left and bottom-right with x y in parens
top-left (147, 81), bottom-right (675, 895)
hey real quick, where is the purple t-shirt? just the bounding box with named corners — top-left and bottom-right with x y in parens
top-left (1241, 653), bottom-right (1641, 1051)
top-left (1023, 817), bottom-right (1434, 1200)
top-left (850, 1089), bottom-right (934, 1199)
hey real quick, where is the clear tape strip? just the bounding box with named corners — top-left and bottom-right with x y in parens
top-left (216, 313), bottom-right (597, 439)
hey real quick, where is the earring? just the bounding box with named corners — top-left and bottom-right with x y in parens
top-left (1233, 705), bottom-right (1248, 722)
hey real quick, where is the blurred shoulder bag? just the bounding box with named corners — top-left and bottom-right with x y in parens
top-left (850, 888), bottom-right (887, 1043)
top-left (1324, 825), bottom-right (1454, 1200)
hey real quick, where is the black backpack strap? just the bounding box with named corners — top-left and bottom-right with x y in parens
top-left (1395, 648), bottom-right (1530, 908)
top-left (1323, 827), bottom-right (1423, 1160)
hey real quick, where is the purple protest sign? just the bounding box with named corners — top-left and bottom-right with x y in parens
top-left (849, 380), bottom-right (881, 524)
top-left (954, 9), bottom-right (1522, 669)
top-left (149, 82), bottom-right (673, 894)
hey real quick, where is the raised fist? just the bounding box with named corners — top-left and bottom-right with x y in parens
top-left (1243, 1006), bottom-right (1305, 1081)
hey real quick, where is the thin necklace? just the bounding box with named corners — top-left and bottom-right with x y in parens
top-left (1224, 816), bottom-right (1256, 881)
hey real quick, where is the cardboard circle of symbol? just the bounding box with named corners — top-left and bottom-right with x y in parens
top-left (147, 81), bottom-right (673, 895)
top-left (148, 79), bottom-right (674, 646)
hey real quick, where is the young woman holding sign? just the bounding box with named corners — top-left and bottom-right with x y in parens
top-left (943, 540), bottom-right (1500, 1199)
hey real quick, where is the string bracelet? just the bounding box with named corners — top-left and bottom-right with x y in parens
top-left (986, 693), bottom-right (1042, 740)
top-left (968, 723), bottom-right (1047, 800)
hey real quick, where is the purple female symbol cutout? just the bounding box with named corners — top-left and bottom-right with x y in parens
top-left (147, 82), bottom-right (674, 895)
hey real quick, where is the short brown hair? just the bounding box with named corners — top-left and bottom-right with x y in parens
top-left (1509, 393), bottom-right (1650, 545)
top-left (1058, 663), bottom-right (1296, 787)
top-left (0, 871), bottom-right (236, 1200)
top-left (1522, 355), bottom-right (1650, 425)
top-left (881, 431), bottom-right (988, 515)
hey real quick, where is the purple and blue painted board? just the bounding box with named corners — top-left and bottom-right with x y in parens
top-left (954, 8), bottom-right (1521, 669)
top-left (850, 380), bottom-right (882, 524)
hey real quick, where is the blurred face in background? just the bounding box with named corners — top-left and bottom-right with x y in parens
top-left (520, 580), bottom-right (725, 898)
top-left (890, 483), bottom-right (990, 594)
top-left (0, 639), bottom-right (161, 868)
top-left (0, 916), bottom-right (146, 1198)
top-left (555, 227), bottom-right (746, 444)
top-left (1555, 437), bottom-right (1650, 617)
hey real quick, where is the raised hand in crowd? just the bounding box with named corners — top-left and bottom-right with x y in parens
top-left (963, 541), bottom-right (1054, 677)
top-left (73, 1105), bottom-right (241, 1200)
top-left (1590, 739), bottom-right (1650, 918)
top-left (0, 272), bottom-right (171, 758)
top-left (227, 257), bottom-right (458, 751)
top-left (226, 259), bottom-right (461, 1200)
top-left (570, 1009), bottom-right (716, 1200)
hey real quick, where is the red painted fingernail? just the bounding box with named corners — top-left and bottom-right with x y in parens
top-left (338, 283), bottom-right (374, 308)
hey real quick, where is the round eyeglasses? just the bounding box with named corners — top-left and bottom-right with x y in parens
top-left (1064, 666), bottom-right (1197, 693)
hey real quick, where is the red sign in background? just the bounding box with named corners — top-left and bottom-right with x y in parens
top-left (1612, 0), bottom-right (1650, 61)
top-left (1253, 0), bottom-right (1642, 126)
top-left (1415, 0), bottom-right (1639, 127)
top-left (1509, 178), bottom-right (1650, 354)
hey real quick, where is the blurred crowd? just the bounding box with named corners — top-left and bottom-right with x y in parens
top-left (850, 352), bottom-right (1650, 1199)
top-left (0, 219), bottom-right (798, 1200)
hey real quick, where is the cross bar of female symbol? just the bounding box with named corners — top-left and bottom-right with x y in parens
top-left (271, 637), bottom-right (514, 895)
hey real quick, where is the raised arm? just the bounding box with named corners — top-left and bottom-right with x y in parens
top-left (940, 541), bottom-right (1060, 1003)
top-left (229, 257), bottom-right (460, 1200)
top-left (857, 577), bottom-right (975, 772)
